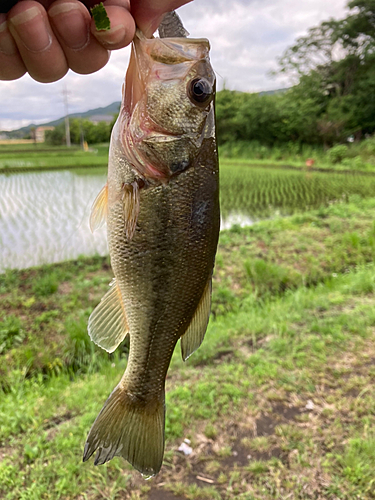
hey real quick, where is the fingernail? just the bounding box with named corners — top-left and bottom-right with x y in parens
top-left (49, 3), bottom-right (89, 50)
top-left (0, 21), bottom-right (18, 55)
top-left (9, 6), bottom-right (51, 52)
top-left (95, 24), bottom-right (125, 45)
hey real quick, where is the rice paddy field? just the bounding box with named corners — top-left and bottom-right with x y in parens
top-left (219, 161), bottom-right (375, 220)
top-left (3, 145), bottom-right (375, 271)
top-left (0, 144), bottom-right (108, 172)
top-left (1, 144), bottom-right (375, 499)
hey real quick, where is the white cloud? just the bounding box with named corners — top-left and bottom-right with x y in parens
top-left (0, 0), bottom-right (349, 130)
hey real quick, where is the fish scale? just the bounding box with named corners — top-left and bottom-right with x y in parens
top-left (113, 146), bottom-right (219, 400)
top-left (83, 17), bottom-right (219, 476)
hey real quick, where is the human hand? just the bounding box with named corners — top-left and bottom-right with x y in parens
top-left (0, 0), bottom-right (191, 82)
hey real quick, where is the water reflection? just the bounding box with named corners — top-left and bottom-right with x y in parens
top-left (220, 212), bottom-right (254, 230)
top-left (0, 170), bottom-right (108, 271)
top-left (0, 169), bottom-right (253, 271)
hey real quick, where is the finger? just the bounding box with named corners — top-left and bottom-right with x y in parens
top-left (91, 0), bottom-right (135, 50)
top-left (0, 13), bottom-right (26, 80)
top-left (48, 0), bottom-right (109, 75)
top-left (7, 1), bottom-right (68, 83)
top-left (131, 0), bottom-right (192, 37)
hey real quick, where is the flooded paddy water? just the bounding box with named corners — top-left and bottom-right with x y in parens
top-left (1, 163), bottom-right (375, 271)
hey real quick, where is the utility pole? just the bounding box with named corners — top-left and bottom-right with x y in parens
top-left (62, 84), bottom-right (71, 148)
top-left (79, 118), bottom-right (84, 149)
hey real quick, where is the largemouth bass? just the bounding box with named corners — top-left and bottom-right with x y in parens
top-left (83, 14), bottom-right (220, 477)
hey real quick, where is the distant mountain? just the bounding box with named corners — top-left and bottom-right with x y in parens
top-left (258, 88), bottom-right (288, 96)
top-left (3, 101), bottom-right (121, 138)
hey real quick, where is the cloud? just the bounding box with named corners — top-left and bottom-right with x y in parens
top-left (0, 46), bottom-right (131, 130)
top-left (0, 0), bottom-right (349, 130)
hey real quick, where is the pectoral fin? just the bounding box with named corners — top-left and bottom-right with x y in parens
top-left (88, 279), bottom-right (129, 353)
top-left (90, 183), bottom-right (108, 232)
top-left (180, 279), bottom-right (212, 361)
top-left (122, 181), bottom-right (140, 240)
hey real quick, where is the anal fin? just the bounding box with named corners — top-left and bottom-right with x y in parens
top-left (88, 279), bottom-right (129, 353)
top-left (90, 183), bottom-right (108, 232)
top-left (181, 279), bottom-right (212, 361)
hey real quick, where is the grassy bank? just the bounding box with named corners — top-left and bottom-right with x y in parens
top-left (1, 197), bottom-right (375, 499)
top-left (219, 139), bottom-right (375, 173)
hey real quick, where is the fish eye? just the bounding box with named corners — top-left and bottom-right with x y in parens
top-left (188, 78), bottom-right (213, 106)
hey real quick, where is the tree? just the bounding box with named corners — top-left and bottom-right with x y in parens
top-left (45, 125), bottom-right (65, 145)
top-left (45, 118), bottom-right (113, 146)
top-left (277, 0), bottom-right (375, 142)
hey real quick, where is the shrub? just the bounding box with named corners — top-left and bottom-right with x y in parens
top-left (353, 156), bottom-right (365, 170)
top-left (244, 259), bottom-right (292, 294)
top-left (327, 145), bottom-right (349, 164)
top-left (212, 287), bottom-right (237, 316)
top-left (32, 273), bottom-right (59, 297)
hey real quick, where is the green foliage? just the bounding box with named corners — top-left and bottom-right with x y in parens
top-left (244, 259), bottom-right (291, 295)
top-left (359, 137), bottom-right (375, 155)
top-left (32, 272), bottom-right (59, 297)
top-left (327, 144), bottom-right (349, 163)
top-left (216, 90), bottom-right (289, 146)
top-left (45, 118), bottom-right (113, 146)
top-left (276, 0), bottom-right (375, 142)
top-left (215, 2), bottom-right (375, 149)
top-left (91, 3), bottom-right (110, 31)
top-left (64, 314), bottom-right (98, 371)
top-left (336, 433), bottom-right (375, 493)
top-left (0, 315), bottom-right (25, 354)
top-left (212, 286), bottom-right (237, 316)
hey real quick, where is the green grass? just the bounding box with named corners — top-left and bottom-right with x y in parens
top-left (0, 144), bottom-right (109, 172)
top-left (0, 255), bottom-right (112, 388)
top-left (1, 196), bottom-right (375, 498)
top-left (1, 263), bottom-right (375, 498)
top-left (215, 195), bottom-right (375, 314)
top-left (0, 315), bottom-right (25, 355)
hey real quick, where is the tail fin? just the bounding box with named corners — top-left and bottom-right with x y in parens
top-left (83, 384), bottom-right (165, 476)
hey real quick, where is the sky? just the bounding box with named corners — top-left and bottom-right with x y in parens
top-left (0, 0), bottom-right (349, 131)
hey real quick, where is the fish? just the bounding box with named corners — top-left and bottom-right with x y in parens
top-left (83, 12), bottom-right (220, 477)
